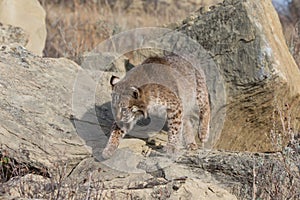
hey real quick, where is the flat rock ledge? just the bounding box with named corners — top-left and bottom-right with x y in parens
top-left (1, 0), bottom-right (300, 199)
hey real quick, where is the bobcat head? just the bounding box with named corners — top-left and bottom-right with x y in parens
top-left (110, 75), bottom-right (147, 132)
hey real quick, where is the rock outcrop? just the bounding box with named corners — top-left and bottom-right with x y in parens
top-left (0, 0), bottom-right (47, 56)
top-left (2, 148), bottom-right (299, 199)
top-left (175, 0), bottom-right (300, 151)
top-left (0, 23), bottom-right (238, 200)
top-left (1, 0), bottom-right (300, 199)
top-left (104, 0), bottom-right (300, 152)
top-left (0, 43), bottom-right (91, 171)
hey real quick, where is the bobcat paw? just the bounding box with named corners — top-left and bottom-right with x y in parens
top-left (199, 128), bottom-right (210, 143)
top-left (200, 135), bottom-right (209, 143)
top-left (102, 147), bottom-right (116, 159)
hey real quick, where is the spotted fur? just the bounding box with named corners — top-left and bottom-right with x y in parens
top-left (102, 55), bottom-right (210, 159)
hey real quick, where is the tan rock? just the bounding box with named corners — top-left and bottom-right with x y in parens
top-left (102, 0), bottom-right (300, 153)
top-left (0, 0), bottom-right (46, 56)
top-left (119, 138), bottom-right (147, 153)
top-left (177, 0), bottom-right (300, 151)
top-left (170, 178), bottom-right (237, 200)
top-left (0, 43), bottom-right (91, 171)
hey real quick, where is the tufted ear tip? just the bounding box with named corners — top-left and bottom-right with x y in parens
top-left (110, 75), bottom-right (120, 87)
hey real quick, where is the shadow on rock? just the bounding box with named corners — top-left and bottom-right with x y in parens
top-left (71, 102), bottom-right (113, 162)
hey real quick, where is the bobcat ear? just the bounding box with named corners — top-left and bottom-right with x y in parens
top-left (110, 75), bottom-right (120, 87)
top-left (130, 86), bottom-right (140, 99)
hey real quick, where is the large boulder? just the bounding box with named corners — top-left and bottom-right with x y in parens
top-left (0, 43), bottom-right (91, 171)
top-left (75, 0), bottom-right (300, 154)
top-left (116, 0), bottom-right (300, 152)
top-left (175, 0), bottom-right (300, 151)
top-left (0, 0), bottom-right (47, 56)
top-left (0, 25), bottom-right (238, 200)
top-left (1, 0), bottom-right (300, 199)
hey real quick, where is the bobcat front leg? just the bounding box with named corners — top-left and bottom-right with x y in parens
top-left (164, 101), bottom-right (183, 155)
top-left (196, 73), bottom-right (211, 143)
top-left (102, 122), bottom-right (125, 159)
top-left (199, 102), bottom-right (210, 142)
top-left (183, 117), bottom-right (198, 150)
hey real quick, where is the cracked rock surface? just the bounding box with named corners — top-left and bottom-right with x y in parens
top-left (174, 0), bottom-right (300, 151)
top-left (1, 0), bottom-right (300, 199)
top-left (0, 43), bottom-right (91, 172)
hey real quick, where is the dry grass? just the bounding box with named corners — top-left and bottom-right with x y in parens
top-left (254, 100), bottom-right (300, 199)
top-left (276, 0), bottom-right (300, 68)
top-left (38, 0), bottom-right (221, 63)
top-left (0, 147), bottom-right (105, 199)
top-left (38, 0), bottom-right (300, 68)
top-left (2, 1), bottom-right (298, 198)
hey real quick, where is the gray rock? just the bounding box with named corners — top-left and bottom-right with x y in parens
top-left (80, 52), bottom-right (130, 72)
top-left (175, 0), bottom-right (300, 152)
top-left (0, 43), bottom-right (91, 172)
top-left (0, 23), bottom-right (28, 46)
top-left (1, 154), bottom-right (238, 200)
top-left (170, 178), bottom-right (237, 200)
top-left (1, 0), bottom-right (300, 199)
top-left (103, 0), bottom-right (300, 153)
top-left (2, 149), bottom-right (299, 199)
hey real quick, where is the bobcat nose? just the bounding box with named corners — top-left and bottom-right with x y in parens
top-left (115, 111), bottom-right (121, 122)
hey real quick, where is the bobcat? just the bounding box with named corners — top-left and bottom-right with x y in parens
top-left (102, 55), bottom-right (210, 159)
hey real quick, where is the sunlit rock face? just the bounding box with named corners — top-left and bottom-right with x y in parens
top-left (177, 0), bottom-right (300, 151)
top-left (0, 0), bottom-right (46, 56)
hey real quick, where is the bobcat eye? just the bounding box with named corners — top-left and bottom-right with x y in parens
top-left (130, 86), bottom-right (140, 99)
top-left (132, 91), bottom-right (138, 99)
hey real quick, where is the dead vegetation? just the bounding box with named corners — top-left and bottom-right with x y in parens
top-left (38, 0), bottom-right (221, 63)
top-left (37, 0), bottom-right (300, 69)
top-left (1, 1), bottom-right (299, 199)
top-left (276, 0), bottom-right (300, 68)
